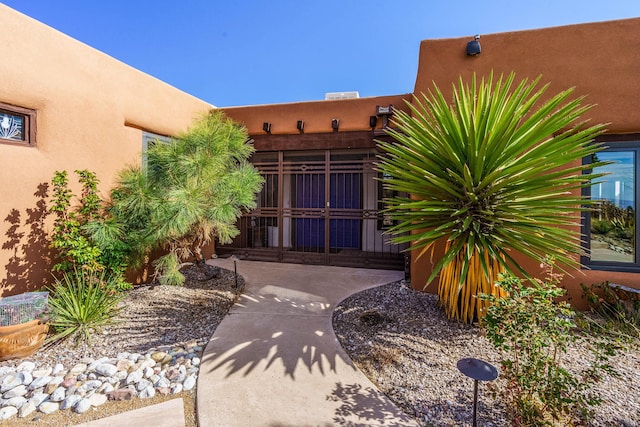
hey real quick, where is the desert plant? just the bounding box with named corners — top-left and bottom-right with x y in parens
top-left (110, 110), bottom-right (263, 285)
top-left (49, 170), bottom-right (102, 273)
top-left (481, 270), bottom-right (618, 425)
top-left (46, 269), bottom-right (123, 345)
top-left (49, 170), bottom-right (131, 289)
top-left (580, 282), bottom-right (640, 339)
top-left (376, 72), bottom-right (607, 323)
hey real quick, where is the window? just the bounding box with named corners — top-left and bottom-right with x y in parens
top-left (584, 136), bottom-right (640, 271)
top-left (0, 102), bottom-right (36, 147)
top-left (142, 131), bottom-right (171, 168)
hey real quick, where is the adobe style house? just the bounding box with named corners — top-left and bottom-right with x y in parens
top-left (0, 5), bottom-right (211, 295)
top-left (0, 2), bottom-right (638, 303)
top-left (221, 18), bottom-right (640, 302)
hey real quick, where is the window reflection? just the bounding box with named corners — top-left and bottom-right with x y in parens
top-left (590, 151), bottom-right (635, 263)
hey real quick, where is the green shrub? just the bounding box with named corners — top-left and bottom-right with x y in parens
top-left (49, 170), bottom-right (131, 290)
top-left (47, 269), bottom-right (123, 346)
top-left (480, 270), bottom-right (618, 426)
top-left (580, 282), bottom-right (640, 339)
top-left (590, 219), bottom-right (614, 235)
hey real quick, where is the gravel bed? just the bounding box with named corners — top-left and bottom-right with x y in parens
top-left (0, 264), bottom-right (244, 425)
top-left (333, 280), bottom-right (640, 427)
top-left (0, 265), bottom-right (244, 370)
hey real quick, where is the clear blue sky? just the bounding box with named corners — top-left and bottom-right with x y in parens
top-left (3, 1), bottom-right (639, 107)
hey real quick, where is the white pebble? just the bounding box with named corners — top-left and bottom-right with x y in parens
top-left (0, 405), bottom-right (17, 420)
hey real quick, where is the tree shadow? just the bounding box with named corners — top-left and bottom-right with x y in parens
top-left (1, 183), bottom-right (53, 295)
top-left (328, 382), bottom-right (418, 426)
top-left (204, 288), bottom-right (347, 379)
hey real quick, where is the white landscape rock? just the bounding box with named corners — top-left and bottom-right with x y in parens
top-left (3, 384), bottom-right (27, 398)
top-left (95, 363), bottom-right (118, 377)
top-left (0, 405), bottom-right (17, 420)
top-left (18, 400), bottom-right (36, 418)
top-left (183, 375), bottom-right (196, 391)
top-left (38, 401), bottom-right (60, 414)
top-left (88, 393), bottom-right (108, 407)
top-left (74, 398), bottom-right (91, 414)
top-left (60, 394), bottom-right (82, 410)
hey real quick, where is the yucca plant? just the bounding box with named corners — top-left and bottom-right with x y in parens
top-left (47, 269), bottom-right (123, 346)
top-left (376, 72), bottom-right (607, 323)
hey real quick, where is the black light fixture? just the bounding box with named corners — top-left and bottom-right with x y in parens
top-left (296, 120), bottom-right (304, 133)
top-left (369, 116), bottom-right (378, 129)
top-left (262, 122), bottom-right (271, 134)
top-left (466, 35), bottom-right (481, 56)
top-left (376, 105), bottom-right (394, 129)
top-left (331, 118), bottom-right (339, 131)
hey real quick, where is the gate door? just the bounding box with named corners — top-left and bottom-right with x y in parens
top-left (217, 149), bottom-right (405, 269)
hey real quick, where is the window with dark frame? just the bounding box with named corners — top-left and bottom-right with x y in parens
top-left (0, 102), bottom-right (36, 147)
top-left (584, 135), bottom-right (640, 272)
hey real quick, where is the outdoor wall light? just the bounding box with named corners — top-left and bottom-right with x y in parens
top-left (262, 122), bottom-right (271, 134)
top-left (296, 120), bottom-right (304, 133)
top-left (331, 118), bottom-right (339, 131)
top-left (369, 116), bottom-right (378, 129)
top-left (466, 35), bottom-right (481, 56)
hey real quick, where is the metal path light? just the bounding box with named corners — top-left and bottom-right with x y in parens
top-left (457, 357), bottom-right (498, 427)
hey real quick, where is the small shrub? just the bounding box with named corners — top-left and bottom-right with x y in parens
top-left (47, 269), bottom-right (123, 346)
top-left (580, 282), bottom-right (640, 339)
top-left (590, 219), bottom-right (614, 235)
top-left (480, 268), bottom-right (618, 426)
top-left (49, 170), bottom-right (131, 289)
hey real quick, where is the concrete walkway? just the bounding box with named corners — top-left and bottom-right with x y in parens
top-left (197, 258), bottom-right (418, 427)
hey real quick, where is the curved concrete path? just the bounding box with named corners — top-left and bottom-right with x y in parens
top-left (197, 258), bottom-right (418, 427)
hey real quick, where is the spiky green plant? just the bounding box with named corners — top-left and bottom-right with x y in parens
top-left (376, 72), bottom-right (607, 323)
top-left (110, 110), bottom-right (263, 285)
top-left (47, 269), bottom-right (122, 346)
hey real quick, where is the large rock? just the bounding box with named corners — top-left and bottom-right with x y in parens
top-left (38, 401), bottom-right (60, 414)
top-left (88, 393), bottom-right (108, 407)
top-left (28, 392), bottom-right (49, 407)
top-left (3, 384), bottom-right (28, 398)
top-left (1, 372), bottom-right (25, 393)
top-left (107, 387), bottom-right (136, 401)
top-left (126, 370), bottom-right (143, 385)
top-left (28, 375), bottom-right (52, 391)
top-left (0, 405), bottom-right (18, 420)
top-left (68, 363), bottom-right (88, 377)
top-left (16, 361), bottom-right (35, 373)
top-left (139, 385), bottom-right (155, 399)
top-left (49, 386), bottom-right (66, 402)
top-left (4, 395), bottom-right (27, 408)
top-left (183, 375), bottom-right (196, 391)
top-left (74, 398), bottom-right (91, 414)
top-left (95, 363), bottom-right (118, 377)
top-left (18, 400), bottom-right (36, 418)
top-left (60, 394), bottom-right (82, 410)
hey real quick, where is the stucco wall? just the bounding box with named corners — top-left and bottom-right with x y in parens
top-left (409, 18), bottom-right (640, 303)
top-left (224, 94), bottom-right (411, 135)
top-left (0, 5), bottom-right (212, 295)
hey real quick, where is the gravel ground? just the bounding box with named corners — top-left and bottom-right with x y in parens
top-left (333, 280), bottom-right (640, 427)
top-left (0, 264), bottom-right (244, 427)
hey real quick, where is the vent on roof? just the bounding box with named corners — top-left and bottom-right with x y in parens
top-left (325, 91), bottom-right (359, 100)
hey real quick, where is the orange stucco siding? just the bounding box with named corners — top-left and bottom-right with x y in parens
top-left (0, 5), bottom-right (212, 295)
top-left (224, 94), bottom-right (411, 135)
top-left (413, 18), bottom-right (640, 134)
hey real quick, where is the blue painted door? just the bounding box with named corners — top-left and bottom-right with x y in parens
top-left (295, 172), bottom-right (361, 250)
